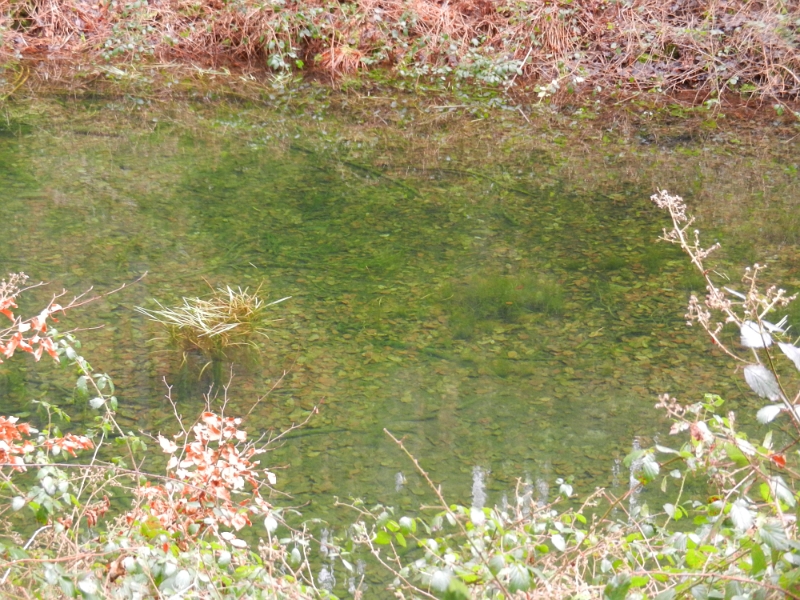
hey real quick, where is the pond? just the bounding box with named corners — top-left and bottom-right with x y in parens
top-left (1, 95), bottom-right (799, 532)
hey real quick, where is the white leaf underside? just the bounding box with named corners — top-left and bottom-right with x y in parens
top-left (744, 364), bottom-right (782, 401)
top-left (741, 321), bottom-right (773, 348)
top-left (779, 342), bottom-right (800, 371)
top-left (730, 499), bottom-right (754, 532)
top-left (757, 404), bottom-right (783, 424)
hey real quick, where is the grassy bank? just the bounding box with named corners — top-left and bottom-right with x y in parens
top-left (1, 0), bottom-right (799, 105)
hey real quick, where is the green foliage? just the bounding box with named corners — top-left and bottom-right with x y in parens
top-left (0, 279), bottom-right (321, 599)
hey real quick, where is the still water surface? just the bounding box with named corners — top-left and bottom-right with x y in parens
top-left (1, 99), bottom-right (799, 524)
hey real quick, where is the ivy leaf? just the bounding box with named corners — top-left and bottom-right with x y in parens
top-left (743, 364), bottom-right (782, 401)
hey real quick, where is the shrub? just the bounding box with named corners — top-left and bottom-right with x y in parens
top-left (0, 276), bottom-right (320, 599)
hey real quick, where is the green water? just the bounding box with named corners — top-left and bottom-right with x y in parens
top-left (1, 98), bottom-right (799, 527)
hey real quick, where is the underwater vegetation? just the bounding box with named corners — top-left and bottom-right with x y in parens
top-left (444, 274), bottom-right (563, 340)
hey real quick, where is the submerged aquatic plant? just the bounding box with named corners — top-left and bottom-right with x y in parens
top-left (445, 274), bottom-right (563, 339)
top-left (136, 285), bottom-right (289, 360)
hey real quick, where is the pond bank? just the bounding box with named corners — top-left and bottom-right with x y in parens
top-left (2, 0), bottom-right (800, 106)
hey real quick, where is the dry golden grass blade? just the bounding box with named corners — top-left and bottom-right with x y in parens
top-left (136, 287), bottom-right (289, 359)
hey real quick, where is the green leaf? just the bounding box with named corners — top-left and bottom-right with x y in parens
top-left (759, 521), bottom-right (790, 551)
top-left (399, 516), bottom-right (416, 533)
top-left (685, 548), bottom-right (705, 569)
top-left (623, 450), bottom-right (643, 468)
top-left (488, 554), bottom-right (504, 575)
top-left (35, 503), bottom-right (49, 524)
top-left (760, 482), bottom-right (773, 503)
top-left (394, 532), bottom-right (406, 548)
top-left (374, 530), bottom-right (391, 545)
top-left (385, 519), bottom-right (400, 532)
top-left (507, 564), bottom-right (531, 593)
top-left (654, 589), bottom-right (676, 600)
top-left (750, 542), bottom-right (767, 576)
top-left (59, 577), bottom-right (77, 598)
top-left (725, 581), bottom-right (744, 599)
top-left (443, 578), bottom-right (471, 600)
top-left (603, 574), bottom-right (631, 600)
top-left (640, 454), bottom-right (659, 482)
top-left (723, 442), bottom-right (748, 467)
top-left (770, 475), bottom-right (796, 508)
top-left (780, 567), bottom-right (800, 589)
top-left (630, 575), bottom-right (649, 588)
top-left (7, 547), bottom-right (28, 560)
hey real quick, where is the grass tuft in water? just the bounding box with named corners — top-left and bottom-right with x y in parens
top-left (445, 274), bottom-right (563, 339)
top-left (136, 285), bottom-right (289, 361)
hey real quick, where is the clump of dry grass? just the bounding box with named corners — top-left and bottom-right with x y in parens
top-left (136, 285), bottom-right (289, 361)
top-left (1, 0), bottom-right (798, 101)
